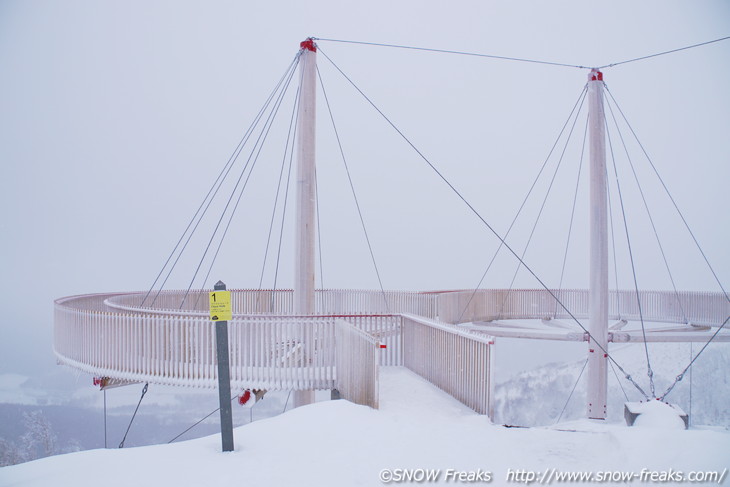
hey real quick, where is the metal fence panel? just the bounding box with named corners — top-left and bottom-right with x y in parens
top-left (335, 319), bottom-right (379, 409)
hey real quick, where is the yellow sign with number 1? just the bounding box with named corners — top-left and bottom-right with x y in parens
top-left (209, 291), bottom-right (232, 321)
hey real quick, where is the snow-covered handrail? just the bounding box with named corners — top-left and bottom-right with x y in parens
top-left (54, 293), bottom-right (404, 391)
top-left (104, 289), bottom-right (438, 318)
top-left (335, 319), bottom-right (380, 409)
top-left (435, 289), bottom-right (728, 326)
top-left (401, 314), bottom-right (493, 415)
top-left (99, 289), bottom-right (730, 326)
top-left (99, 288), bottom-right (727, 326)
top-left (54, 288), bottom-right (726, 415)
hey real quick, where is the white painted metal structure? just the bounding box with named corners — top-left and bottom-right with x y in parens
top-left (100, 288), bottom-right (729, 330)
top-left (335, 319), bottom-right (380, 409)
top-left (54, 288), bottom-right (728, 412)
top-left (54, 289), bottom-right (497, 412)
top-left (587, 69), bottom-right (609, 419)
top-left (402, 314), bottom-right (493, 415)
top-left (441, 289), bottom-right (729, 340)
top-left (293, 38), bottom-right (318, 408)
top-left (52, 40), bottom-right (730, 421)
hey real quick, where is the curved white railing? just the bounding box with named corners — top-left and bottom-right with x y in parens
top-left (435, 289), bottom-right (728, 326)
top-left (54, 288), bottom-right (726, 413)
top-left (105, 289), bottom-right (438, 318)
top-left (100, 288), bottom-right (728, 326)
top-left (55, 293), bottom-right (404, 391)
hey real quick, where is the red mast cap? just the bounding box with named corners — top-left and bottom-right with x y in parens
top-left (300, 38), bottom-right (317, 52)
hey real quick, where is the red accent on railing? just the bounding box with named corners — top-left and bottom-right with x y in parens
top-left (238, 390), bottom-right (252, 405)
top-left (300, 38), bottom-right (317, 52)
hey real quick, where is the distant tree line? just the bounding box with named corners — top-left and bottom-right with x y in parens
top-left (0, 410), bottom-right (80, 466)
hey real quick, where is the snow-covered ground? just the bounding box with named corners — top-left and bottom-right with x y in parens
top-left (493, 341), bottom-right (730, 427)
top-left (2, 367), bottom-right (728, 487)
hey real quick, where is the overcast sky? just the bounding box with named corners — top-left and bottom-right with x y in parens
top-left (1, 1), bottom-right (728, 379)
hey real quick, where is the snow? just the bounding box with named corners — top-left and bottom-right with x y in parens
top-left (629, 401), bottom-right (687, 430)
top-left (2, 367), bottom-right (728, 487)
top-left (493, 341), bottom-right (730, 427)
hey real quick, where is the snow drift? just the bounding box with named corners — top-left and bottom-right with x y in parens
top-left (2, 368), bottom-right (728, 487)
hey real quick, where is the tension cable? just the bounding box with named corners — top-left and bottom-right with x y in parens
top-left (258, 65), bottom-right (303, 296)
top-left (180, 52), bottom-right (301, 307)
top-left (317, 64), bottom-right (391, 312)
top-left (319, 47), bottom-right (651, 401)
top-left (659, 314), bottom-right (730, 400)
top-left (118, 382), bottom-right (148, 448)
top-left (141, 53), bottom-right (301, 308)
top-left (314, 35), bottom-right (730, 72)
top-left (555, 358), bottom-right (589, 424)
top-left (497, 86), bottom-right (587, 319)
top-left (168, 394), bottom-right (239, 444)
top-left (459, 86), bottom-right (588, 323)
top-left (604, 93), bottom-right (687, 322)
top-left (604, 86), bottom-right (729, 304)
top-left (598, 35), bottom-right (730, 69)
top-left (605, 110), bottom-right (655, 398)
top-left (314, 38), bottom-right (590, 70)
top-left (270, 72), bottom-right (303, 307)
top-left (554, 116), bottom-right (588, 316)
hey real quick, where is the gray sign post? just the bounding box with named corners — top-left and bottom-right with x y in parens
top-left (213, 280), bottom-right (234, 452)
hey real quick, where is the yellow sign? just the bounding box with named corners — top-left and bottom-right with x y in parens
top-left (209, 291), bottom-right (232, 321)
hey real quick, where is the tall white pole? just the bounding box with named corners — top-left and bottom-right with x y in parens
top-left (293, 38), bottom-right (317, 408)
top-left (587, 69), bottom-right (608, 420)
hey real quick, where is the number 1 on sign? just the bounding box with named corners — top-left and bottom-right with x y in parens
top-left (209, 291), bottom-right (232, 321)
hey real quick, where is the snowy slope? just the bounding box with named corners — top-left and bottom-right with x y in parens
top-left (493, 342), bottom-right (730, 427)
top-left (2, 367), bottom-right (728, 487)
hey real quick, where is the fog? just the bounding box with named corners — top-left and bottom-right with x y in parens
top-left (1, 0), bottom-right (728, 388)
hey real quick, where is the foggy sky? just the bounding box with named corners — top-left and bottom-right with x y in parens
top-left (1, 1), bottom-right (728, 378)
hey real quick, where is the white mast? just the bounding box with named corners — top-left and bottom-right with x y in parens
top-left (293, 38), bottom-right (317, 408)
top-left (587, 69), bottom-right (608, 420)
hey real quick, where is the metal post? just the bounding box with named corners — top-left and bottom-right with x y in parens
top-left (214, 280), bottom-right (234, 451)
top-left (293, 38), bottom-right (317, 408)
top-left (587, 69), bottom-right (608, 420)
top-left (103, 389), bottom-right (107, 449)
